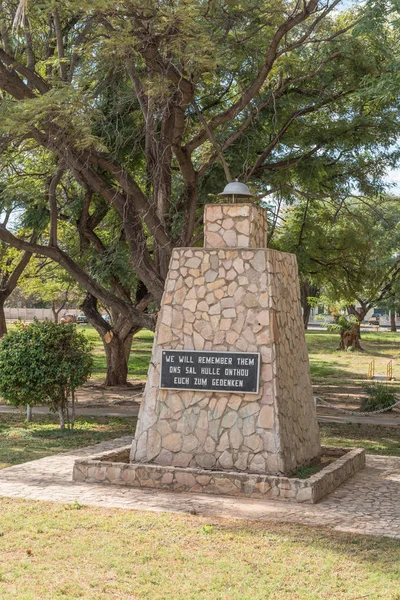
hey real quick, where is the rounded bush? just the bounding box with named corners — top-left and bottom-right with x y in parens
top-left (0, 321), bottom-right (93, 428)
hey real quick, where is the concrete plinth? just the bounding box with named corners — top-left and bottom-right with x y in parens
top-left (73, 446), bottom-right (366, 504)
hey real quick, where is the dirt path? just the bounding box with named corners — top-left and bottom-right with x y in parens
top-left (313, 383), bottom-right (400, 423)
top-left (313, 383), bottom-right (369, 409)
top-left (2, 381), bottom-right (400, 424)
top-left (0, 380), bottom-right (144, 416)
top-left (69, 380), bottom-right (143, 407)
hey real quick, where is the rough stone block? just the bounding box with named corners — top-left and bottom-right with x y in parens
top-left (204, 204), bottom-right (267, 248)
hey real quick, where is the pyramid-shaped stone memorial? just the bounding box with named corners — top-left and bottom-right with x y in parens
top-left (130, 203), bottom-right (321, 475)
top-left (74, 202), bottom-right (366, 503)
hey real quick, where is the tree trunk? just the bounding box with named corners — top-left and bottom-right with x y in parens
top-left (347, 304), bottom-right (369, 340)
top-left (124, 332), bottom-right (134, 362)
top-left (103, 333), bottom-right (132, 386)
top-left (300, 280), bottom-right (318, 330)
top-left (52, 301), bottom-right (59, 323)
top-left (303, 302), bottom-right (311, 330)
top-left (71, 390), bottom-right (75, 430)
top-left (82, 292), bottom-right (153, 387)
top-left (57, 405), bottom-right (65, 430)
top-left (391, 310), bottom-right (396, 332)
top-left (338, 323), bottom-right (363, 351)
top-left (0, 297), bottom-right (7, 337)
top-left (0, 248), bottom-right (34, 336)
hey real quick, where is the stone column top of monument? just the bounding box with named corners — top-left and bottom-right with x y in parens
top-left (204, 203), bottom-right (267, 249)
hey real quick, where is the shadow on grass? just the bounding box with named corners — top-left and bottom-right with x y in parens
top-left (307, 330), bottom-right (400, 385)
top-left (320, 422), bottom-right (400, 456)
top-left (210, 520), bottom-right (400, 579)
top-left (309, 361), bottom-right (375, 383)
top-left (309, 360), bottom-right (349, 379)
top-left (0, 414), bottom-right (137, 468)
top-left (0, 498), bottom-right (399, 599)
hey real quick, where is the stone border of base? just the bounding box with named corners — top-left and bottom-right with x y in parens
top-left (73, 445), bottom-right (365, 504)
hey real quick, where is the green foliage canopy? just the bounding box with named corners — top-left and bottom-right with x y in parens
top-left (0, 0), bottom-right (400, 349)
top-left (275, 194), bottom-right (400, 319)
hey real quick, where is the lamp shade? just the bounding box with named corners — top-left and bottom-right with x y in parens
top-left (218, 180), bottom-right (254, 198)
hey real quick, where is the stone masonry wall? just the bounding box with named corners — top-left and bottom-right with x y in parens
top-left (204, 204), bottom-right (267, 248)
top-left (75, 446), bottom-right (366, 504)
top-left (131, 242), bottom-right (320, 474)
top-left (268, 251), bottom-right (320, 472)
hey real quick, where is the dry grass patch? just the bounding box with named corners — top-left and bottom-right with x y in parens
top-left (307, 330), bottom-right (400, 389)
top-left (0, 498), bottom-right (399, 600)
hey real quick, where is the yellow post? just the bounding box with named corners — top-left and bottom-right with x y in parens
top-left (368, 360), bottom-right (375, 380)
top-left (387, 360), bottom-right (393, 381)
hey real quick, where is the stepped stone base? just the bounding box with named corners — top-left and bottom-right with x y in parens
top-left (73, 446), bottom-right (366, 504)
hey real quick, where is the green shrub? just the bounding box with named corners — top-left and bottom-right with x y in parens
top-left (327, 314), bottom-right (357, 332)
top-left (0, 321), bottom-right (93, 429)
top-left (361, 383), bottom-right (396, 412)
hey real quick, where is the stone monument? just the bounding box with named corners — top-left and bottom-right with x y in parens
top-left (130, 201), bottom-right (321, 475)
top-left (74, 196), bottom-right (365, 503)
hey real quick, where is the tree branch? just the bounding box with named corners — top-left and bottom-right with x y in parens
top-left (245, 91), bottom-right (348, 179)
top-left (185, 0), bottom-right (319, 154)
top-left (192, 99), bottom-right (232, 182)
top-left (49, 167), bottom-right (64, 247)
top-left (0, 224), bottom-right (155, 328)
top-left (52, 8), bottom-right (67, 81)
top-left (0, 48), bottom-right (49, 93)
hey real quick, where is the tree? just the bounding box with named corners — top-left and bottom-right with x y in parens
top-left (0, 203), bottom-right (37, 335)
top-left (0, 0), bottom-right (399, 376)
top-left (17, 257), bottom-right (83, 322)
top-left (374, 281), bottom-right (400, 332)
top-left (299, 277), bottom-right (320, 330)
top-left (0, 243), bottom-right (33, 336)
top-left (0, 321), bottom-right (93, 429)
top-left (331, 314), bottom-right (363, 352)
top-left (1, 159), bottom-right (154, 385)
top-left (275, 195), bottom-right (400, 331)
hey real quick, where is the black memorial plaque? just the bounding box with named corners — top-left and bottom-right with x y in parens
top-left (160, 350), bottom-right (260, 394)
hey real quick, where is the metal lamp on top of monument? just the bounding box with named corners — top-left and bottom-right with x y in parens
top-left (218, 180), bottom-right (254, 203)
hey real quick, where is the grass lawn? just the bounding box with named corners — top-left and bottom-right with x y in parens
top-left (0, 414), bottom-right (136, 470)
top-left (0, 413), bottom-right (399, 473)
top-left (1, 329), bottom-right (399, 600)
top-left (79, 325), bottom-right (154, 381)
top-left (319, 422), bottom-right (400, 456)
top-left (0, 499), bottom-right (399, 600)
top-left (0, 343), bottom-right (399, 599)
top-left (6, 324), bottom-right (400, 389)
top-left (1, 326), bottom-right (399, 470)
top-left (307, 329), bottom-right (400, 390)
top-left (87, 327), bottom-right (400, 389)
